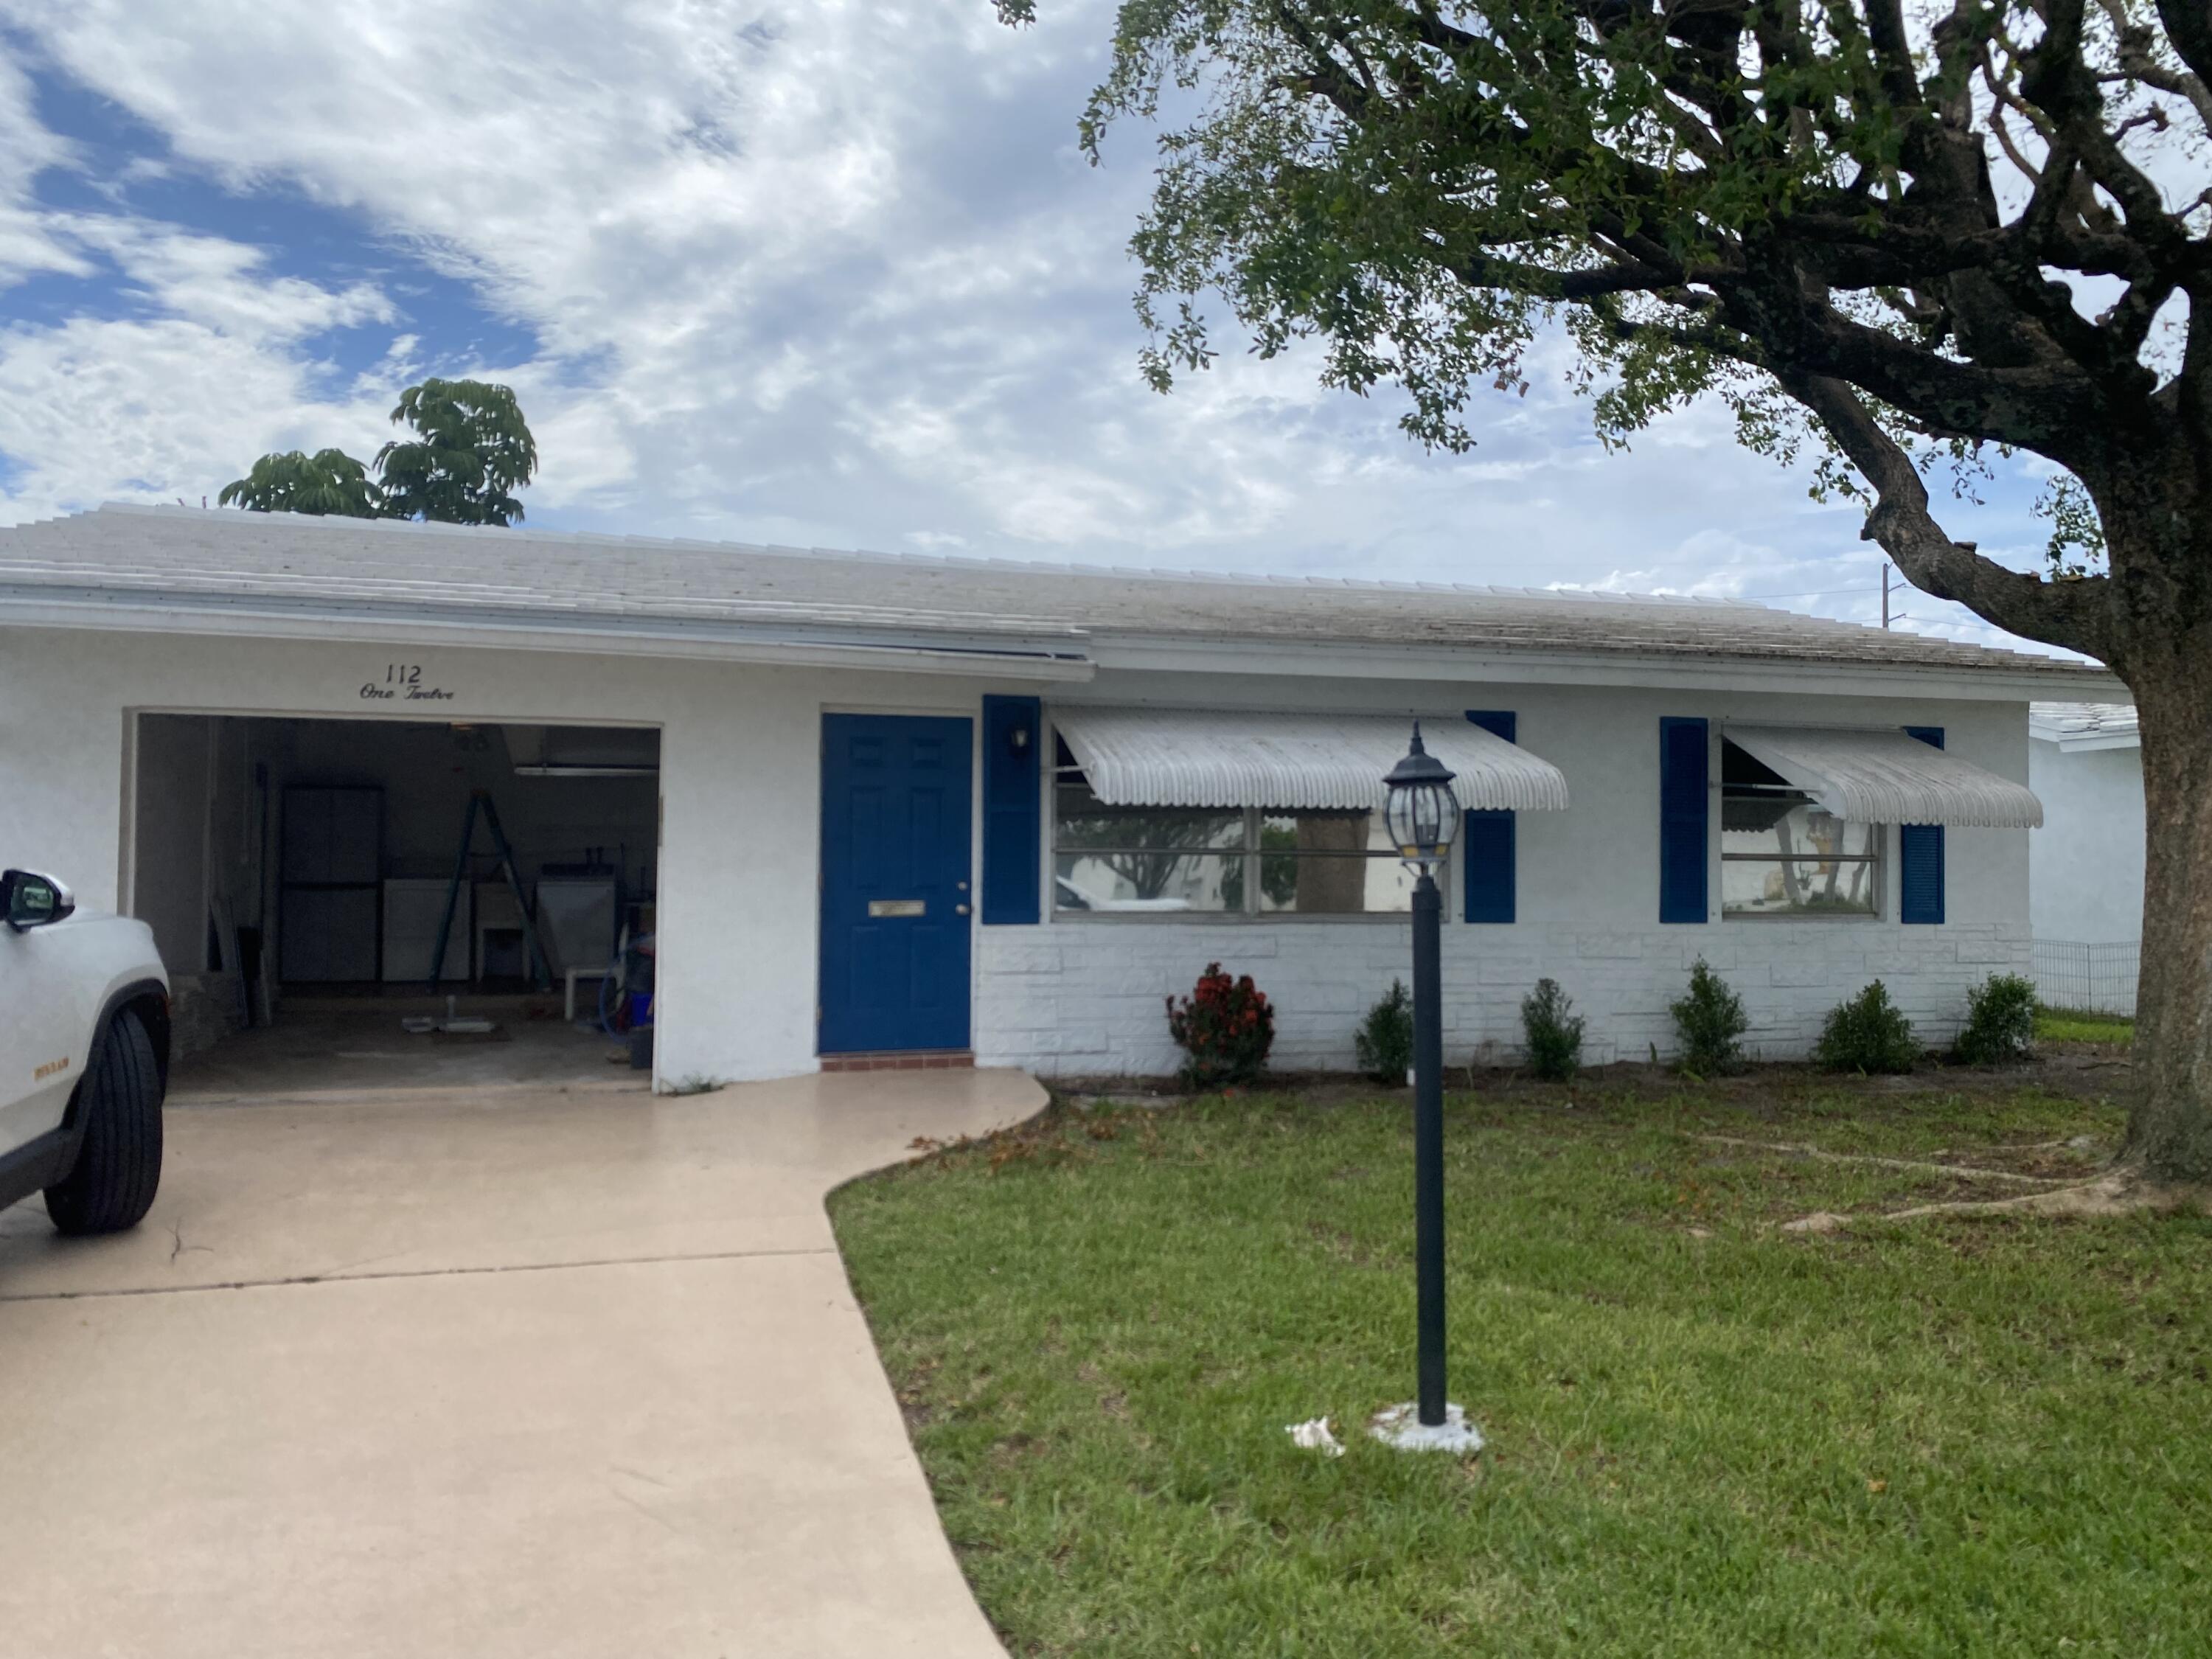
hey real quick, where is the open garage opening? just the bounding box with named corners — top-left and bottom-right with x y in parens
top-left (126, 712), bottom-right (662, 1096)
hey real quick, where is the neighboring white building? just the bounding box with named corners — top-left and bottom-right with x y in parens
top-left (0, 506), bottom-right (2121, 1082)
top-left (2028, 702), bottom-right (2143, 1012)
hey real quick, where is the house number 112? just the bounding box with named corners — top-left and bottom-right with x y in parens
top-left (358, 665), bottom-right (451, 702)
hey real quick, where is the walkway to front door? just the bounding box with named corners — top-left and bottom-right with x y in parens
top-left (0, 1065), bottom-right (1043, 1659)
top-left (818, 713), bottom-right (975, 1055)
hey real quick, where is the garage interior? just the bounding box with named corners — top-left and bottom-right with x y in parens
top-left (129, 714), bottom-right (661, 1093)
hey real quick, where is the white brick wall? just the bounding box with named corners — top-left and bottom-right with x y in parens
top-left (977, 675), bottom-right (2038, 1077)
top-left (975, 920), bottom-right (2031, 1076)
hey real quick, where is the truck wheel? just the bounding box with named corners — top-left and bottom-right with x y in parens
top-left (44, 1007), bottom-right (164, 1236)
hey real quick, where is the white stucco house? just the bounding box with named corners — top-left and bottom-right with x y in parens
top-left (0, 506), bottom-right (2122, 1084)
top-left (2028, 701), bottom-right (2143, 1012)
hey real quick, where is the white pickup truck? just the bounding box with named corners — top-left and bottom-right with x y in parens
top-left (0, 869), bottom-right (170, 1234)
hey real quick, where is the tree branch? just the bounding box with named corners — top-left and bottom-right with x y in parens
top-left (2154, 0), bottom-right (2212, 88)
top-left (1860, 0), bottom-right (1927, 111)
top-left (1781, 369), bottom-right (2112, 658)
top-left (2024, 0), bottom-right (2193, 243)
top-left (1781, 209), bottom-right (2166, 288)
top-left (2101, 274), bottom-right (2180, 362)
top-left (1420, 239), bottom-right (1701, 302)
top-left (1749, 292), bottom-right (2102, 454)
top-left (2096, 0), bottom-right (2212, 132)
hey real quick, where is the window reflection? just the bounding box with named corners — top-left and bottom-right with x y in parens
top-left (1721, 739), bottom-right (1880, 917)
top-left (1051, 755), bottom-right (1426, 917)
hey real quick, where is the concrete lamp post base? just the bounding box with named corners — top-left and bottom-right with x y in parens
top-left (1368, 1402), bottom-right (1486, 1455)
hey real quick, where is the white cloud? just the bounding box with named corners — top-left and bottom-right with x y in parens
top-left (0, 48), bottom-right (66, 192)
top-left (0, 48), bottom-right (87, 285)
top-left (0, 0), bottom-right (2104, 661)
top-left (0, 314), bottom-right (398, 518)
top-left (52, 215), bottom-right (394, 338)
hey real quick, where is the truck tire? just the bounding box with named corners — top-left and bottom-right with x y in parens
top-left (44, 1006), bottom-right (164, 1236)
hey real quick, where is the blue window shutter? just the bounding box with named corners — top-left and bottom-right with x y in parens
top-left (1899, 726), bottom-right (1945, 925)
top-left (1659, 717), bottom-right (1708, 924)
top-left (1463, 710), bottom-right (1516, 923)
top-left (980, 695), bottom-right (1042, 925)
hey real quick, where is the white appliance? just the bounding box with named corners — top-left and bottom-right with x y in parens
top-left (382, 879), bottom-right (470, 984)
top-left (535, 879), bottom-right (619, 978)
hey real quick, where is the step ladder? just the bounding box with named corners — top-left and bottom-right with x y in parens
top-left (426, 790), bottom-right (553, 990)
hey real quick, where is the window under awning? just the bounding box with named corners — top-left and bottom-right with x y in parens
top-left (1051, 706), bottom-right (1571, 813)
top-left (1725, 726), bottom-right (2043, 828)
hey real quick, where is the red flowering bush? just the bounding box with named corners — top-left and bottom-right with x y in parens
top-left (1165, 961), bottom-right (1275, 1088)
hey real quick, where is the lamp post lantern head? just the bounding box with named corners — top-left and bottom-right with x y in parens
top-left (1384, 721), bottom-right (1459, 872)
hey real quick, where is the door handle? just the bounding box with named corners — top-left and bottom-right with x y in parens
top-left (955, 903), bottom-right (972, 917)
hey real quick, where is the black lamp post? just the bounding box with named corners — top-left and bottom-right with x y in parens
top-left (1382, 721), bottom-right (1459, 1431)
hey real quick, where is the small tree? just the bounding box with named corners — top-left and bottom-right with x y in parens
top-left (1955, 973), bottom-right (2039, 1066)
top-left (375, 378), bottom-right (538, 526)
top-left (221, 378), bottom-right (537, 526)
top-left (1671, 958), bottom-right (1750, 1077)
top-left (1521, 978), bottom-right (1584, 1082)
top-left (1166, 961), bottom-right (1274, 1087)
top-left (215, 448), bottom-right (380, 517)
top-left (1814, 981), bottom-right (1919, 1075)
top-left (1354, 979), bottom-right (1413, 1085)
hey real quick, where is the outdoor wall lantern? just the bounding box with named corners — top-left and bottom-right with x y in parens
top-left (1373, 722), bottom-right (1484, 1455)
top-left (1009, 724), bottom-right (1032, 754)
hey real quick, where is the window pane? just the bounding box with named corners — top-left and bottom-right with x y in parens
top-left (1257, 858), bottom-right (1423, 914)
top-left (1256, 810), bottom-right (1420, 914)
top-left (1257, 810), bottom-right (1397, 856)
top-left (1722, 860), bottom-right (1879, 916)
top-left (1722, 787), bottom-right (1808, 834)
top-left (1722, 801), bottom-right (1879, 863)
top-left (1053, 852), bottom-right (1242, 913)
top-left (1054, 779), bottom-right (1243, 852)
top-left (1722, 800), bottom-right (1879, 916)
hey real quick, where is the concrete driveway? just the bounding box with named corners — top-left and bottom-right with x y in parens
top-left (0, 1064), bottom-right (1043, 1659)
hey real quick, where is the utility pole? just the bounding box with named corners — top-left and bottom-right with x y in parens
top-left (1881, 565), bottom-right (1910, 630)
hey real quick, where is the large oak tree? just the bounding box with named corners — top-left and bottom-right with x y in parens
top-left (1002, 0), bottom-right (2212, 1178)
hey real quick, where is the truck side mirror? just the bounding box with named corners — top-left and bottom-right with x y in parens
top-left (2, 869), bottom-right (75, 931)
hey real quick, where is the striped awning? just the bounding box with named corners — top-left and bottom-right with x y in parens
top-left (1051, 706), bottom-right (1570, 813)
top-left (1725, 726), bottom-right (2042, 828)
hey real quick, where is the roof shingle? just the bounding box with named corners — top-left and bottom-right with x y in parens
top-left (0, 504), bottom-right (2110, 681)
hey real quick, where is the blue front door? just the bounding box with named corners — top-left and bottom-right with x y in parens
top-left (819, 714), bottom-right (975, 1054)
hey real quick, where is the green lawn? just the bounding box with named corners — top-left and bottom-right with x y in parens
top-left (831, 1079), bottom-right (2212, 1658)
top-left (2038, 1006), bottom-right (2136, 1045)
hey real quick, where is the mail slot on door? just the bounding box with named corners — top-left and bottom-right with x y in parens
top-left (868, 899), bottom-right (927, 918)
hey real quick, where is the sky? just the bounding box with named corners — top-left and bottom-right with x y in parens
top-left (0, 1), bottom-right (2083, 649)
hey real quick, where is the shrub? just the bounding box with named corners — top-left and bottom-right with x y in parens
top-left (1955, 973), bottom-right (2038, 1065)
top-left (1354, 979), bottom-right (1414, 1085)
top-left (1813, 980), bottom-right (1919, 1074)
top-left (1670, 957), bottom-right (1748, 1076)
top-left (1165, 961), bottom-right (1274, 1088)
top-left (1521, 978), bottom-right (1585, 1082)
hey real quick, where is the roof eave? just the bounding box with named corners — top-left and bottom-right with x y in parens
top-left (1088, 633), bottom-right (2122, 701)
top-left (0, 591), bottom-right (1099, 683)
top-left (2041, 732), bottom-right (2143, 753)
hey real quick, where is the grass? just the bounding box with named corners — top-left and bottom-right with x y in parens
top-left (830, 1078), bottom-right (2212, 1658)
top-left (2038, 1006), bottom-right (2135, 1046)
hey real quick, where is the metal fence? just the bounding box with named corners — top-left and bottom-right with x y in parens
top-left (2031, 939), bottom-right (2140, 1016)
